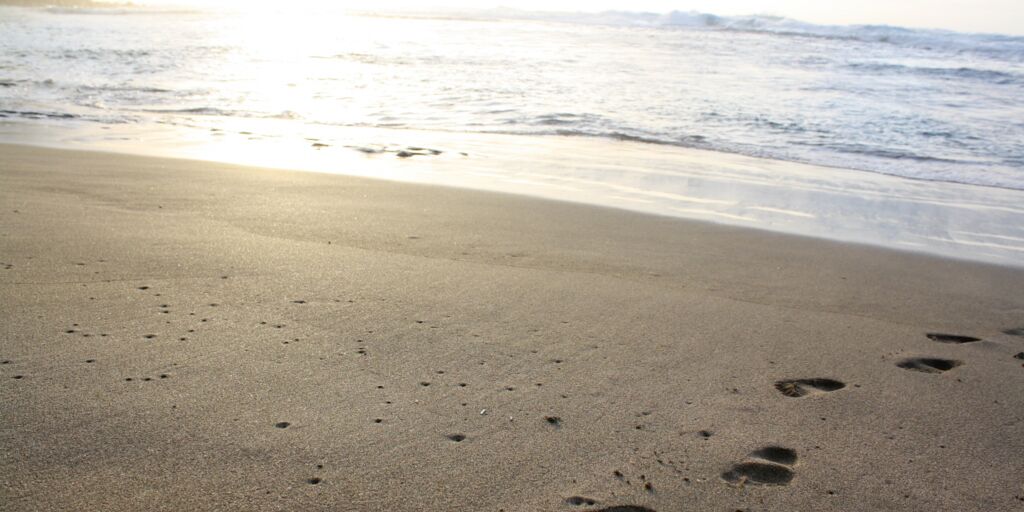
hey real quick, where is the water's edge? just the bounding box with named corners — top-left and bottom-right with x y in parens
top-left (3, 119), bottom-right (1022, 267)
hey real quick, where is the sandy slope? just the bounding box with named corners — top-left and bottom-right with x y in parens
top-left (1, 144), bottom-right (1023, 511)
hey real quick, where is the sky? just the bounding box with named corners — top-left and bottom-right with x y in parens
top-left (126, 0), bottom-right (1024, 36)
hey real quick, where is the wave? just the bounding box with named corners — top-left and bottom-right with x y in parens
top-left (476, 126), bottom-right (1024, 190)
top-left (39, 6), bottom-right (202, 16)
top-left (799, 141), bottom-right (963, 165)
top-left (77, 84), bottom-right (173, 93)
top-left (0, 107), bottom-right (140, 124)
top-left (140, 107), bottom-right (302, 120)
top-left (481, 125), bottom-right (712, 151)
top-left (0, 109), bottom-right (78, 120)
top-left (404, 8), bottom-right (1024, 62)
top-left (50, 48), bottom-right (155, 60)
top-left (141, 107), bottom-right (244, 116)
top-left (845, 62), bottom-right (1022, 84)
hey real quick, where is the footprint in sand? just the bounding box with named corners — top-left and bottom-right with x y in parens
top-left (774, 378), bottom-right (845, 398)
top-left (926, 333), bottom-right (981, 344)
top-left (897, 357), bottom-right (962, 373)
top-left (722, 446), bottom-right (798, 486)
top-left (565, 496), bottom-right (597, 506)
top-left (1003, 328), bottom-right (1024, 337)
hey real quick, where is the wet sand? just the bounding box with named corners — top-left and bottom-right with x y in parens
top-left (1, 143), bottom-right (1023, 511)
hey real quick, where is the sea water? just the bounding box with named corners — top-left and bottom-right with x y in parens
top-left (2, 5), bottom-right (1023, 264)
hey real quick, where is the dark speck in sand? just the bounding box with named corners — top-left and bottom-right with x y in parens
top-left (545, 416), bottom-right (562, 427)
top-left (275, 422), bottom-right (291, 429)
top-left (307, 477), bottom-right (322, 485)
top-left (446, 434), bottom-right (466, 442)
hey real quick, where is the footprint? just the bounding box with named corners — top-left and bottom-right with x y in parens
top-left (897, 358), bottom-right (962, 373)
top-left (749, 446), bottom-right (798, 466)
top-left (774, 378), bottom-right (845, 398)
top-left (926, 333), bottom-right (980, 344)
top-left (722, 462), bottom-right (794, 486)
top-left (565, 496), bottom-right (597, 506)
top-left (1004, 328), bottom-right (1024, 337)
top-left (722, 446), bottom-right (797, 486)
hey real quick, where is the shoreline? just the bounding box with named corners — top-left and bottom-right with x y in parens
top-left (3, 119), bottom-right (1024, 268)
top-left (2, 144), bottom-right (1024, 511)
top-left (2, 139), bottom-right (1023, 273)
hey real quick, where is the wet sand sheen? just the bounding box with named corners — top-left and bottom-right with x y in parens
top-left (1, 144), bottom-right (1023, 511)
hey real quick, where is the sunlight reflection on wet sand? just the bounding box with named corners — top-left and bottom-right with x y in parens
top-left (4, 117), bottom-right (1023, 266)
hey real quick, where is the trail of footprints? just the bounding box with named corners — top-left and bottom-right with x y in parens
top-left (715, 328), bottom-right (1016, 494)
top-left (11, 273), bottom-right (1022, 510)
top-left (895, 331), bottom-right (983, 374)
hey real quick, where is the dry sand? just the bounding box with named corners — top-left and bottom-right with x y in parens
top-left (1, 143), bottom-right (1023, 511)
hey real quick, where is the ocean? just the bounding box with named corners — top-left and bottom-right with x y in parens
top-left (2, 5), bottom-right (1023, 263)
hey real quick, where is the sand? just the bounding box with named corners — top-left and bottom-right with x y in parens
top-left (1, 143), bottom-right (1023, 511)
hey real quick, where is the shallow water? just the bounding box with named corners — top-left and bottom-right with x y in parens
top-left (2, 5), bottom-right (1023, 188)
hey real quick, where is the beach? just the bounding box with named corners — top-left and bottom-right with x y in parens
top-left (2, 143), bottom-right (1023, 511)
